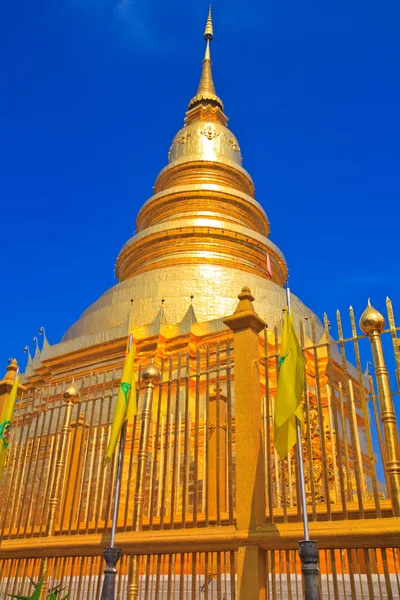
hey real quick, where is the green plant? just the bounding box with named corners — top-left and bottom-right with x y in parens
top-left (9, 578), bottom-right (70, 600)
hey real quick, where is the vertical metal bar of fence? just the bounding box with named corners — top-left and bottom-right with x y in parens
top-left (40, 381), bottom-right (78, 599)
top-left (127, 364), bottom-right (161, 600)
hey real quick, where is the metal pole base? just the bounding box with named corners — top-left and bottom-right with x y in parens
top-left (299, 540), bottom-right (321, 600)
top-left (100, 547), bottom-right (122, 600)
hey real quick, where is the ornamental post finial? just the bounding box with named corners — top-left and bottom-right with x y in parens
top-left (223, 287), bottom-right (267, 334)
top-left (359, 299), bottom-right (385, 335)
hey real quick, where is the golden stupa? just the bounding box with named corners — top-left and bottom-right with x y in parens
top-left (60, 7), bottom-right (314, 350)
top-left (1, 9), bottom-right (400, 600)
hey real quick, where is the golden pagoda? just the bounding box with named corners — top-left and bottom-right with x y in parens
top-left (60, 7), bottom-right (309, 347)
top-left (1, 9), bottom-right (400, 600)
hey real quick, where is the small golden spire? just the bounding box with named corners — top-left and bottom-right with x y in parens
top-left (204, 5), bottom-right (213, 40)
top-left (188, 6), bottom-right (223, 111)
top-left (1, 359), bottom-right (18, 385)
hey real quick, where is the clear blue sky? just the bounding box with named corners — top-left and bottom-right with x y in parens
top-left (0, 0), bottom-right (399, 370)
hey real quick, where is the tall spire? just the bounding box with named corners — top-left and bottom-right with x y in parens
top-left (188, 6), bottom-right (223, 111)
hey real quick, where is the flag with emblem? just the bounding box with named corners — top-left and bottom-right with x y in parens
top-left (0, 371), bottom-right (19, 482)
top-left (274, 311), bottom-right (304, 459)
top-left (105, 338), bottom-right (136, 464)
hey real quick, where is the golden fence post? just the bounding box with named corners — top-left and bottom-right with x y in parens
top-left (224, 286), bottom-right (267, 600)
top-left (40, 381), bottom-right (78, 598)
top-left (208, 388), bottom-right (227, 519)
top-left (127, 364), bottom-right (161, 600)
top-left (360, 300), bottom-right (400, 516)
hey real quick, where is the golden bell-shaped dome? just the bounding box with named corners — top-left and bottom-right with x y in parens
top-left (168, 119), bottom-right (242, 166)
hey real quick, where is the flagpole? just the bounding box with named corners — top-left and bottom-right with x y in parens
top-left (100, 334), bottom-right (133, 600)
top-left (286, 288), bottom-right (309, 541)
top-left (285, 287), bottom-right (320, 600)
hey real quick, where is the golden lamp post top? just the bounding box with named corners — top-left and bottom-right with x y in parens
top-left (141, 364), bottom-right (161, 385)
top-left (63, 381), bottom-right (80, 403)
top-left (359, 299), bottom-right (385, 335)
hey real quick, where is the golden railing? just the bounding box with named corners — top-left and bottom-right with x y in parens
top-left (0, 291), bottom-right (400, 598)
top-left (260, 297), bottom-right (400, 529)
top-left (0, 552), bottom-right (236, 599)
top-left (0, 342), bottom-right (235, 543)
top-left (1, 547), bottom-right (399, 599)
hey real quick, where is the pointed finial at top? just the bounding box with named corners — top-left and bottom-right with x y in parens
top-left (234, 286), bottom-right (256, 314)
top-left (187, 6), bottom-right (223, 111)
top-left (1, 358), bottom-right (18, 384)
top-left (223, 286), bottom-right (267, 334)
top-left (204, 5), bottom-right (213, 41)
top-left (0, 358), bottom-right (26, 394)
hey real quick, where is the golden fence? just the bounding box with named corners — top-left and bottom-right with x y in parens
top-left (261, 308), bottom-right (388, 523)
top-left (0, 552), bottom-right (236, 599)
top-left (1, 293), bottom-right (400, 599)
top-left (1, 549), bottom-right (400, 599)
top-left (0, 342), bottom-right (235, 540)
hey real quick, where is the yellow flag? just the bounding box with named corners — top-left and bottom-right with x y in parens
top-left (0, 374), bottom-right (20, 482)
top-left (274, 312), bottom-right (304, 460)
top-left (104, 340), bottom-right (136, 464)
